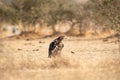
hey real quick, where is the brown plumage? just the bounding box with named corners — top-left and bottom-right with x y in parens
top-left (48, 36), bottom-right (64, 58)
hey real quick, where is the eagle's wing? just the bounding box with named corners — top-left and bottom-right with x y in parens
top-left (48, 42), bottom-right (56, 56)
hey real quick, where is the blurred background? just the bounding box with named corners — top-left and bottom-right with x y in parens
top-left (0, 0), bottom-right (120, 80)
top-left (0, 0), bottom-right (119, 39)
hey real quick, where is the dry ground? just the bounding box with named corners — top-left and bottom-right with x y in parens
top-left (0, 36), bottom-right (120, 80)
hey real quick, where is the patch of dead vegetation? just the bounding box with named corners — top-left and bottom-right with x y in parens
top-left (0, 37), bottom-right (119, 80)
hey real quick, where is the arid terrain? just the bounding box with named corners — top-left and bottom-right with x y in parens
top-left (0, 0), bottom-right (119, 79)
top-left (0, 36), bottom-right (120, 80)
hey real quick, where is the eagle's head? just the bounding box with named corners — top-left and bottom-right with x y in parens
top-left (54, 36), bottom-right (64, 44)
top-left (57, 36), bottom-right (64, 41)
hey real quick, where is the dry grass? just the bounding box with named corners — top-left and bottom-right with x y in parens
top-left (0, 37), bottom-right (120, 80)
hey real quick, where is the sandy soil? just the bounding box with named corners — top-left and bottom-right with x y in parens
top-left (0, 37), bottom-right (120, 80)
